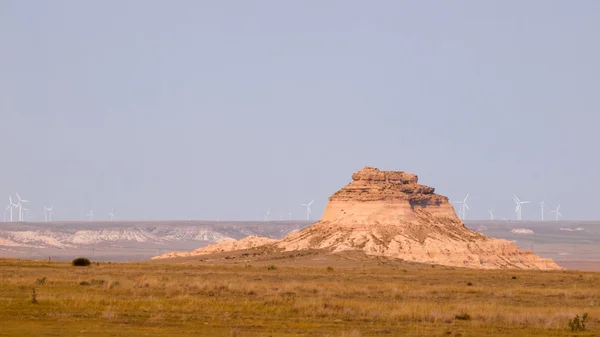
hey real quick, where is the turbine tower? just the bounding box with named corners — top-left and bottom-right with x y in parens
top-left (540, 201), bottom-right (546, 221)
top-left (16, 193), bottom-right (29, 222)
top-left (301, 200), bottom-right (314, 220)
top-left (109, 209), bottom-right (116, 221)
top-left (456, 193), bottom-right (469, 221)
top-left (551, 205), bottom-right (561, 220)
top-left (47, 206), bottom-right (53, 222)
top-left (86, 209), bottom-right (94, 221)
top-left (4, 196), bottom-right (17, 222)
top-left (488, 210), bottom-right (495, 220)
top-left (264, 208), bottom-right (270, 221)
top-left (513, 195), bottom-right (529, 221)
top-left (44, 206), bottom-right (50, 222)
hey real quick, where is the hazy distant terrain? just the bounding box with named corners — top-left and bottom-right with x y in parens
top-left (464, 220), bottom-right (600, 269)
top-left (2, 219), bottom-right (599, 268)
top-left (0, 220), bottom-right (313, 261)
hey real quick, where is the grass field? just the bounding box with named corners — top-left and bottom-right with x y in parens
top-left (0, 257), bottom-right (598, 337)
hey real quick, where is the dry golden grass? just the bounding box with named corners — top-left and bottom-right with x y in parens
top-left (0, 257), bottom-right (599, 336)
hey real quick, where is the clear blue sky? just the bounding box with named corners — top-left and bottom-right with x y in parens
top-left (1, 1), bottom-right (598, 221)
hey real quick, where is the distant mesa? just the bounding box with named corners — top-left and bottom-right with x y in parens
top-left (511, 228), bottom-right (535, 235)
top-left (560, 227), bottom-right (584, 232)
top-left (155, 166), bottom-right (562, 270)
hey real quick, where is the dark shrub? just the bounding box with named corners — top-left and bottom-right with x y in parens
top-left (455, 313), bottom-right (471, 321)
top-left (568, 313), bottom-right (588, 331)
top-left (72, 257), bottom-right (91, 267)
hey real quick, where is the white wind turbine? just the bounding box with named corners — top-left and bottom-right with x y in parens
top-left (44, 206), bottom-right (50, 222)
top-left (264, 208), bottom-right (270, 221)
top-left (488, 210), bottom-right (495, 220)
top-left (513, 195), bottom-right (529, 220)
top-left (86, 209), bottom-right (94, 221)
top-left (47, 206), bottom-right (53, 222)
top-left (21, 207), bottom-right (31, 221)
top-left (109, 209), bottom-right (116, 221)
top-left (551, 205), bottom-right (562, 220)
top-left (540, 201), bottom-right (546, 221)
top-left (4, 196), bottom-right (17, 222)
top-left (16, 193), bottom-right (29, 222)
top-left (456, 193), bottom-right (469, 221)
top-left (301, 200), bottom-right (314, 220)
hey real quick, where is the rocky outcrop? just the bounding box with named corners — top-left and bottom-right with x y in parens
top-left (275, 167), bottom-right (561, 270)
top-left (154, 166), bottom-right (561, 270)
top-left (152, 236), bottom-right (277, 259)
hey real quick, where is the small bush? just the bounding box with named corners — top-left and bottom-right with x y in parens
top-left (327, 266), bottom-right (334, 272)
top-left (35, 277), bottom-right (46, 285)
top-left (466, 282), bottom-right (473, 286)
top-left (455, 313), bottom-right (471, 321)
top-left (267, 265), bottom-right (277, 270)
top-left (72, 258), bottom-right (91, 267)
top-left (108, 280), bottom-right (120, 289)
top-left (90, 279), bottom-right (105, 286)
top-left (30, 288), bottom-right (38, 304)
top-left (79, 281), bottom-right (91, 286)
top-left (568, 313), bottom-right (588, 331)
top-left (512, 276), bottom-right (517, 280)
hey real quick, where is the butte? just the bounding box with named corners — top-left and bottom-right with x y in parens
top-left (155, 166), bottom-right (561, 270)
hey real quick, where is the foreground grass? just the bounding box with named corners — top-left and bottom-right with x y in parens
top-left (0, 259), bottom-right (598, 336)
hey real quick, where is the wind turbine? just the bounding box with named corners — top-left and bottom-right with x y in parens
top-left (47, 206), bottom-right (53, 222)
top-left (540, 201), bottom-right (546, 221)
top-left (16, 193), bottom-right (29, 222)
top-left (44, 206), bottom-right (50, 222)
top-left (264, 208), bottom-right (270, 221)
top-left (109, 209), bottom-right (116, 221)
top-left (300, 200), bottom-right (314, 220)
top-left (456, 193), bottom-right (469, 221)
top-left (86, 209), bottom-right (94, 221)
top-left (4, 196), bottom-right (17, 222)
top-left (513, 195), bottom-right (529, 220)
top-left (21, 207), bottom-right (31, 221)
top-left (488, 210), bottom-right (495, 220)
top-left (551, 205), bottom-right (562, 220)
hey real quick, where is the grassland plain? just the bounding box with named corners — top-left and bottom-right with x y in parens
top-left (0, 258), bottom-right (599, 337)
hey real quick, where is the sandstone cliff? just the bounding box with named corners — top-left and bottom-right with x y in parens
top-left (153, 167), bottom-right (561, 270)
top-left (275, 167), bottom-right (560, 270)
top-left (152, 236), bottom-right (277, 259)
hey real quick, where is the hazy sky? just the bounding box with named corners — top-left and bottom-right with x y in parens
top-left (1, 1), bottom-right (599, 221)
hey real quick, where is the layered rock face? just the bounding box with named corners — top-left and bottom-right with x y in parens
top-left (275, 167), bottom-right (561, 270)
top-left (152, 236), bottom-right (277, 259)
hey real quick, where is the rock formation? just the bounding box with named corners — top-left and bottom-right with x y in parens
top-left (155, 166), bottom-right (561, 270)
top-left (275, 167), bottom-right (560, 270)
top-left (152, 236), bottom-right (277, 259)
